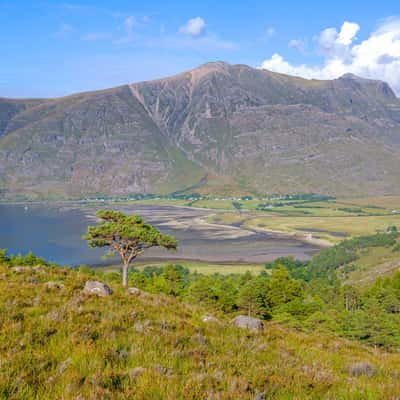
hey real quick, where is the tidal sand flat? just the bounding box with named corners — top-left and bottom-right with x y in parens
top-left (0, 203), bottom-right (321, 266)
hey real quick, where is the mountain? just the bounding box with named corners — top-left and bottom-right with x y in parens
top-left (1, 62), bottom-right (400, 200)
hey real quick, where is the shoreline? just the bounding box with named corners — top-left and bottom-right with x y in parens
top-left (0, 202), bottom-right (326, 265)
top-left (250, 226), bottom-right (333, 248)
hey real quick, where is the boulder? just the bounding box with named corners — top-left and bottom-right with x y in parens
top-left (154, 364), bottom-right (173, 376)
top-left (133, 320), bottom-right (151, 333)
top-left (128, 367), bottom-right (146, 379)
top-left (127, 287), bottom-right (141, 295)
top-left (44, 309), bottom-right (66, 323)
top-left (57, 358), bottom-right (72, 374)
top-left (348, 362), bottom-right (377, 377)
top-left (12, 266), bottom-right (31, 273)
top-left (45, 281), bottom-right (65, 290)
top-left (231, 315), bottom-right (264, 332)
top-left (202, 315), bottom-right (222, 325)
top-left (82, 280), bottom-right (112, 297)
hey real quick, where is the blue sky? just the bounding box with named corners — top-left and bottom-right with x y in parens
top-left (1, 1), bottom-right (400, 97)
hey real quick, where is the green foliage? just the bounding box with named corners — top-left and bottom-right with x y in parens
top-left (338, 207), bottom-right (364, 214)
top-left (264, 267), bottom-right (303, 309)
top-left (265, 257), bottom-right (311, 281)
top-left (0, 250), bottom-right (50, 267)
top-left (10, 251), bottom-right (49, 267)
top-left (85, 210), bottom-right (177, 251)
top-left (343, 231), bottom-right (399, 249)
top-left (309, 245), bottom-right (357, 282)
top-left (152, 264), bottom-right (189, 296)
top-left (237, 278), bottom-right (270, 318)
top-left (232, 201), bottom-right (243, 213)
top-left (0, 248), bottom-right (9, 265)
top-left (85, 210), bottom-right (177, 285)
top-left (129, 264), bottom-right (304, 320)
top-left (123, 249), bottom-right (400, 349)
top-left (392, 243), bottom-right (400, 252)
top-left (184, 275), bottom-right (219, 307)
top-left (308, 231), bottom-right (399, 282)
top-left (257, 193), bottom-right (335, 210)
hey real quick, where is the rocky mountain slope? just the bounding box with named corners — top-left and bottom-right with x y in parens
top-left (1, 62), bottom-right (400, 199)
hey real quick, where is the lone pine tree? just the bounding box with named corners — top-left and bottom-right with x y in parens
top-left (85, 210), bottom-right (177, 286)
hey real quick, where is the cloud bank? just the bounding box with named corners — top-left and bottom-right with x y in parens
top-left (260, 18), bottom-right (400, 95)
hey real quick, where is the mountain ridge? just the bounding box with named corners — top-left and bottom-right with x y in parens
top-left (1, 62), bottom-right (400, 200)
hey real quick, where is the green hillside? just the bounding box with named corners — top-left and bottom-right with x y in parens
top-left (2, 240), bottom-right (400, 399)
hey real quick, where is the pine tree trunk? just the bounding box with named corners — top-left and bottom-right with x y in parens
top-left (122, 263), bottom-right (129, 287)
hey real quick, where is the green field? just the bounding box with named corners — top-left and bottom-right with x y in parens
top-left (102, 260), bottom-right (266, 276)
top-left (243, 214), bottom-right (400, 242)
top-left (202, 196), bottom-right (400, 244)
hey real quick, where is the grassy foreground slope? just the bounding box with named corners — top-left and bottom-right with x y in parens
top-left (1, 264), bottom-right (400, 399)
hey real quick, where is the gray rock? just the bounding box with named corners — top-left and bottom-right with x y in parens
top-left (231, 315), bottom-right (264, 332)
top-left (202, 315), bottom-right (222, 324)
top-left (191, 372), bottom-right (208, 383)
top-left (27, 276), bottom-right (39, 284)
top-left (127, 287), bottom-right (141, 295)
top-left (58, 358), bottom-right (72, 374)
top-left (154, 364), bottom-right (173, 376)
top-left (45, 281), bottom-right (65, 290)
top-left (348, 362), bottom-right (377, 377)
top-left (133, 320), bottom-right (151, 333)
top-left (12, 266), bottom-right (30, 273)
top-left (44, 309), bottom-right (66, 322)
top-left (160, 319), bottom-right (169, 331)
top-left (128, 367), bottom-right (146, 379)
top-left (82, 280), bottom-right (112, 297)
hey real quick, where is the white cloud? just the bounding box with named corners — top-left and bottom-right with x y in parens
top-left (288, 39), bottom-right (305, 52)
top-left (316, 21), bottom-right (359, 60)
top-left (179, 17), bottom-right (206, 37)
top-left (110, 14), bottom-right (233, 51)
top-left (260, 18), bottom-right (400, 95)
top-left (113, 15), bottom-right (137, 44)
top-left (337, 21), bottom-right (360, 45)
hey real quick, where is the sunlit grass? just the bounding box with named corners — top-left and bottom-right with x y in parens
top-left (244, 214), bottom-right (400, 243)
top-left (102, 260), bottom-right (266, 276)
top-left (1, 263), bottom-right (400, 399)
